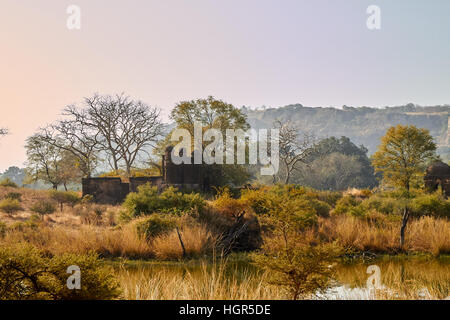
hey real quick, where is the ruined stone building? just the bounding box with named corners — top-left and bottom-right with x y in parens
top-left (82, 146), bottom-right (210, 204)
top-left (424, 160), bottom-right (450, 198)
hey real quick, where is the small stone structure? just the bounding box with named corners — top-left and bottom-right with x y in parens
top-left (82, 147), bottom-right (210, 204)
top-left (424, 160), bottom-right (450, 198)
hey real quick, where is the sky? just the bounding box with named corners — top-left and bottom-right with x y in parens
top-left (0, 0), bottom-right (450, 171)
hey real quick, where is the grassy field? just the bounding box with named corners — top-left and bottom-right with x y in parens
top-left (0, 185), bottom-right (449, 300)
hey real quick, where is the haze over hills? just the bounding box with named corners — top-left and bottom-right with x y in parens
top-left (242, 103), bottom-right (450, 157)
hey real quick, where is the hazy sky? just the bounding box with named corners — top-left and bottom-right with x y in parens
top-left (1, 0), bottom-right (450, 171)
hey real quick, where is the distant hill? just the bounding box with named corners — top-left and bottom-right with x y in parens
top-left (242, 103), bottom-right (450, 157)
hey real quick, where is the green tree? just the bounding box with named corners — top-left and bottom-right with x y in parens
top-left (170, 96), bottom-right (249, 136)
top-left (0, 244), bottom-right (120, 300)
top-left (372, 125), bottom-right (437, 247)
top-left (168, 96), bottom-right (251, 186)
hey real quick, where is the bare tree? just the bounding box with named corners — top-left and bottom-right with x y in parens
top-left (0, 128), bottom-right (8, 136)
top-left (69, 94), bottom-right (163, 177)
top-left (274, 120), bottom-right (317, 184)
top-left (40, 113), bottom-right (100, 178)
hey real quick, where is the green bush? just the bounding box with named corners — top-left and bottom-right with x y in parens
top-left (9, 216), bottom-right (40, 231)
top-left (123, 184), bottom-right (205, 217)
top-left (30, 200), bottom-right (56, 216)
top-left (333, 196), bottom-right (363, 216)
top-left (0, 198), bottom-right (22, 214)
top-left (411, 194), bottom-right (450, 218)
top-left (315, 190), bottom-right (343, 207)
top-left (360, 195), bottom-right (401, 215)
top-left (4, 192), bottom-right (22, 201)
top-left (0, 244), bottom-right (121, 300)
top-left (240, 188), bottom-right (272, 215)
top-left (134, 214), bottom-right (177, 240)
top-left (49, 190), bottom-right (80, 211)
top-left (308, 199), bottom-right (331, 217)
top-left (0, 178), bottom-right (18, 188)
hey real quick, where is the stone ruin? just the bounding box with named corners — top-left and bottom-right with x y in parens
top-left (82, 146), bottom-right (211, 204)
top-left (424, 160), bottom-right (450, 198)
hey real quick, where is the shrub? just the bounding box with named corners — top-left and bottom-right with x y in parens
top-left (0, 244), bottom-right (121, 300)
top-left (134, 214), bottom-right (177, 240)
top-left (333, 196), bottom-right (363, 216)
top-left (159, 187), bottom-right (205, 214)
top-left (411, 194), bottom-right (450, 218)
top-left (73, 203), bottom-right (106, 225)
top-left (30, 200), bottom-right (56, 216)
top-left (0, 198), bottom-right (22, 214)
top-left (315, 190), bottom-right (342, 207)
top-left (4, 192), bottom-right (22, 201)
top-left (252, 239), bottom-right (343, 300)
top-left (212, 188), bottom-right (247, 217)
top-left (240, 188), bottom-right (272, 215)
top-left (123, 184), bottom-right (205, 217)
top-left (360, 195), bottom-right (401, 215)
top-left (308, 199), bottom-right (331, 217)
top-left (9, 216), bottom-right (40, 231)
top-left (0, 178), bottom-right (17, 188)
top-left (49, 190), bottom-right (80, 211)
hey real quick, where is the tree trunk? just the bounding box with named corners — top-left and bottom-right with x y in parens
top-left (400, 207), bottom-right (410, 248)
top-left (284, 167), bottom-right (291, 184)
top-left (176, 227), bottom-right (186, 258)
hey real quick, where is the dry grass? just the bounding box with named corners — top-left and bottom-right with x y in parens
top-left (317, 215), bottom-right (450, 255)
top-left (151, 224), bottom-right (217, 260)
top-left (0, 218), bottom-right (217, 260)
top-left (0, 223), bottom-right (153, 259)
top-left (116, 260), bottom-right (286, 300)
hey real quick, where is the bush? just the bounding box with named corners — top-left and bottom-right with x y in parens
top-left (49, 190), bottom-right (80, 211)
top-left (9, 215), bottom-right (41, 231)
top-left (240, 188), bottom-right (272, 215)
top-left (333, 196), bottom-right (364, 217)
top-left (4, 192), bottom-right (22, 201)
top-left (212, 188), bottom-right (248, 217)
top-left (0, 244), bottom-right (121, 300)
top-left (134, 214), bottom-right (177, 240)
top-left (123, 184), bottom-right (205, 217)
top-left (308, 199), bottom-right (331, 217)
top-left (411, 194), bottom-right (450, 218)
top-left (252, 239), bottom-right (342, 300)
top-left (0, 178), bottom-right (17, 188)
top-left (360, 195), bottom-right (401, 215)
top-left (0, 198), bottom-right (22, 214)
top-left (30, 200), bottom-right (56, 216)
top-left (315, 190), bottom-right (343, 207)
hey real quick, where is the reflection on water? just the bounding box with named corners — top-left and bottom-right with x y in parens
top-left (328, 257), bottom-right (450, 300)
top-left (114, 256), bottom-right (450, 300)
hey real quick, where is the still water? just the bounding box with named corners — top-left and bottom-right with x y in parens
top-left (113, 256), bottom-right (450, 300)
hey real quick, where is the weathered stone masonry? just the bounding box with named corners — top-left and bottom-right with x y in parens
top-left (82, 147), bottom-right (210, 204)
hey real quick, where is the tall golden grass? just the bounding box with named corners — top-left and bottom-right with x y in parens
top-left (116, 260), bottom-right (286, 300)
top-left (151, 224), bottom-right (217, 260)
top-left (317, 215), bottom-right (450, 255)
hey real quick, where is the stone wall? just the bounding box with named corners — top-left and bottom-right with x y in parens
top-left (129, 176), bottom-right (164, 192)
top-left (82, 146), bottom-right (211, 204)
top-left (424, 161), bottom-right (450, 198)
top-left (82, 177), bottom-right (130, 204)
